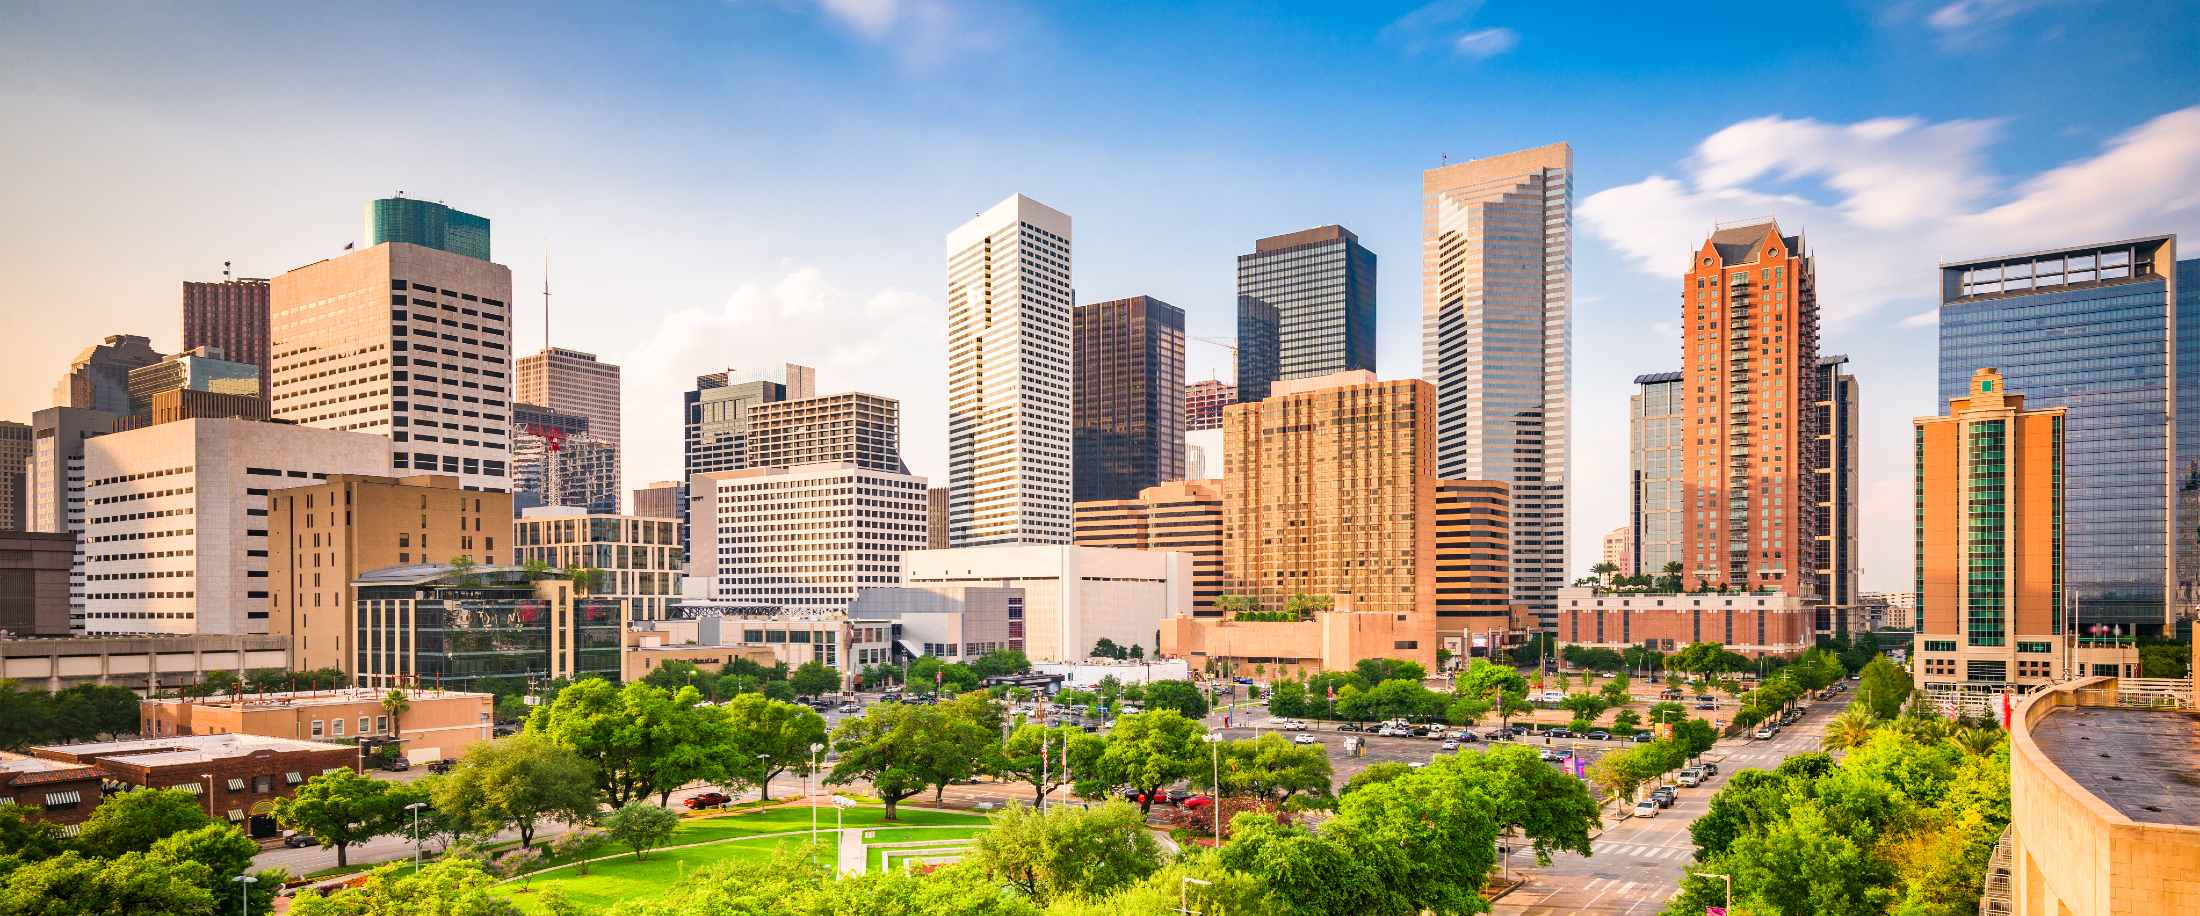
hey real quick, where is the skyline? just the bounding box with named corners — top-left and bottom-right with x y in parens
top-left (7, 2), bottom-right (2200, 591)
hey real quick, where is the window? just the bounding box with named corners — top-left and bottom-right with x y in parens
top-left (359, 717), bottom-right (371, 735)
top-left (254, 775), bottom-right (272, 794)
top-left (376, 715), bottom-right (389, 733)
top-left (311, 719), bottom-right (324, 738)
top-left (333, 718), bottom-right (346, 737)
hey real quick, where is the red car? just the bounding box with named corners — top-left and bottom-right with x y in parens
top-left (683, 792), bottom-right (731, 810)
top-left (1180, 795), bottom-right (1213, 810)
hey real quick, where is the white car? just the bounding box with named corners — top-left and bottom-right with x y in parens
top-left (1440, 740), bottom-right (1460, 751)
top-left (1292, 733), bottom-right (1320, 746)
top-left (1540, 691), bottom-right (1564, 703)
top-left (1632, 800), bottom-right (1659, 818)
top-left (1754, 727), bottom-right (1777, 740)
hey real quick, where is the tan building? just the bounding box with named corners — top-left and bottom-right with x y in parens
top-left (0, 634), bottom-right (289, 694)
top-left (1160, 597), bottom-right (1434, 680)
top-left (514, 506), bottom-right (682, 621)
top-left (748, 392), bottom-right (908, 473)
top-left (268, 474), bottom-right (512, 674)
top-left (140, 687), bottom-right (493, 763)
top-left (0, 753), bottom-right (103, 826)
top-left (32, 733), bottom-right (356, 833)
top-left (515, 347), bottom-right (622, 480)
top-left (622, 620), bottom-right (786, 683)
top-left (1559, 587), bottom-right (1813, 659)
top-left (927, 486), bottom-right (950, 549)
top-left (1601, 525), bottom-right (1632, 576)
top-left (632, 480), bottom-right (681, 520)
top-left (1434, 480), bottom-right (1517, 653)
top-left (1075, 479), bottom-right (1223, 616)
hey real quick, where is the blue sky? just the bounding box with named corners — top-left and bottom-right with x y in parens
top-left (4, 0), bottom-right (2198, 589)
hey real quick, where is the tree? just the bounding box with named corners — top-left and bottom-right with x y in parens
top-left (382, 689), bottom-right (411, 746)
top-left (1320, 757), bottom-right (1503, 915)
top-left (916, 691), bottom-right (1004, 804)
top-left (1266, 678), bottom-right (1311, 718)
top-left (1283, 593), bottom-right (1334, 618)
top-left (1354, 658), bottom-right (1426, 685)
top-left (1823, 707), bottom-right (1880, 752)
top-left (789, 661), bottom-right (840, 697)
top-left (994, 723), bottom-right (1080, 804)
top-left (1091, 637), bottom-right (1123, 660)
top-left (1559, 692), bottom-right (1609, 724)
top-left (720, 692), bottom-right (829, 802)
top-left (42, 683), bottom-right (144, 741)
top-left (827, 703), bottom-right (937, 821)
top-left (287, 858), bottom-right (522, 916)
top-left (430, 733), bottom-right (597, 849)
top-left (1600, 671), bottom-right (1632, 706)
top-left (1139, 679), bottom-right (1210, 718)
top-left (1648, 701), bottom-right (1688, 726)
top-left (1094, 709), bottom-right (1207, 814)
top-left (1444, 692), bottom-right (1491, 726)
top-left (1337, 679), bottom-right (1445, 722)
top-left (1672, 718), bottom-right (1719, 759)
top-left (0, 803), bottom-right (68, 864)
top-left (602, 800), bottom-right (680, 861)
top-left (1450, 745), bottom-right (1599, 864)
top-left (1342, 761), bottom-right (1413, 796)
top-left (273, 769), bottom-right (415, 868)
top-left (1591, 561), bottom-right (1619, 580)
top-left (1214, 813), bottom-right (1374, 916)
top-left (970, 649), bottom-right (1032, 679)
top-left (1612, 709), bottom-right (1642, 734)
top-left (149, 823), bottom-right (284, 916)
top-left (1857, 656), bottom-right (1913, 720)
top-left (0, 851), bottom-right (219, 916)
top-left (1203, 732), bottom-right (1333, 806)
top-left (528, 678), bottom-right (723, 807)
top-left (642, 659), bottom-right (713, 696)
top-left (965, 800), bottom-right (1161, 905)
top-left (75, 786), bottom-right (214, 858)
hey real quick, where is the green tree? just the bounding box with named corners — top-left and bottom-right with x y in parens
top-left (0, 803), bottom-right (68, 864)
top-left (1558, 691), bottom-right (1609, 724)
top-left (1202, 732), bottom-right (1333, 806)
top-left (827, 703), bottom-right (938, 821)
top-left (720, 692), bottom-right (829, 802)
top-left (287, 857), bottom-right (521, 916)
top-left (994, 723), bottom-right (1080, 804)
top-left (1823, 707), bottom-right (1880, 752)
top-left (1094, 709), bottom-right (1206, 814)
top-left (1337, 679), bottom-right (1445, 722)
top-left (1444, 692), bottom-right (1492, 726)
top-left (1856, 656), bottom-right (1913, 720)
top-left (1215, 813), bottom-right (1375, 916)
top-left (0, 851), bottom-right (219, 916)
top-left (528, 678), bottom-right (723, 807)
top-left (1139, 679), bottom-right (1210, 718)
top-left (429, 733), bottom-right (597, 848)
top-left (148, 823), bottom-right (284, 915)
top-left (917, 691), bottom-right (1004, 805)
top-left (1648, 701), bottom-right (1688, 726)
top-left (1282, 593), bottom-right (1335, 618)
top-left (43, 683), bottom-right (143, 741)
top-left (641, 659), bottom-right (713, 696)
top-left (1612, 709), bottom-right (1643, 734)
top-left (1451, 745), bottom-right (1599, 864)
top-left (75, 786), bottom-right (214, 858)
top-left (788, 661), bottom-right (840, 697)
top-left (1090, 638), bottom-right (1123, 660)
top-left (965, 800), bottom-right (1161, 905)
top-left (969, 649), bottom-right (1032, 679)
top-left (1353, 658), bottom-right (1427, 685)
top-left (601, 800), bottom-right (680, 861)
top-left (1341, 761), bottom-right (1413, 796)
top-left (382, 688), bottom-right (411, 746)
top-left (273, 769), bottom-right (415, 868)
top-left (1320, 757), bottom-right (1503, 915)
top-left (1672, 718), bottom-right (1719, 758)
top-left (1265, 678), bottom-right (1310, 718)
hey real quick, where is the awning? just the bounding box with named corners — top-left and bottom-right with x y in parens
top-left (226, 809), bottom-right (245, 822)
top-left (284, 771), bottom-right (303, 785)
top-left (226, 778), bottom-right (246, 792)
top-left (0, 797), bottom-right (14, 806)
top-left (43, 791), bottom-right (81, 806)
top-left (322, 767), bottom-right (346, 775)
top-left (174, 783), bottom-right (202, 795)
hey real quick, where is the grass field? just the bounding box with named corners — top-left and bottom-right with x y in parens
top-left (862, 826), bottom-right (988, 874)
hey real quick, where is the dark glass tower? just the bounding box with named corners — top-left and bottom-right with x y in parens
top-left (367, 197), bottom-right (492, 261)
top-left (1234, 226), bottom-right (1376, 403)
top-left (1073, 296), bottom-right (1186, 502)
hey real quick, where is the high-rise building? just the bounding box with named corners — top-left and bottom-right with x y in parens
top-left (632, 481), bottom-right (681, 520)
top-left (927, 487), bottom-right (950, 550)
top-left (749, 392), bottom-right (908, 473)
top-left (1814, 355), bottom-right (1861, 635)
top-left (515, 347), bottom-right (621, 494)
top-left (54, 335), bottom-right (163, 416)
top-left (1601, 526), bottom-right (1632, 576)
top-left (510, 402), bottom-right (618, 513)
top-left (945, 194), bottom-right (1073, 547)
top-left (514, 506), bottom-right (682, 622)
top-left (268, 474), bottom-right (511, 673)
top-left (1074, 296), bottom-right (1185, 502)
top-left (365, 197), bottom-right (491, 261)
top-left (0, 422), bottom-right (30, 532)
top-left (1630, 371), bottom-right (1684, 580)
top-left (27, 407), bottom-right (120, 632)
top-left (81, 418), bottom-right (390, 637)
top-left (124, 347), bottom-right (259, 422)
top-left (1074, 479), bottom-right (1223, 615)
top-left (682, 367), bottom-right (803, 555)
top-left (688, 462), bottom-right (929, 611)
top-left (1185, 379), bottom-right (1235, 432)
top-left (1433, 479), bottom-right (1514, 647)
top-left (1679, 220), bottom-right (1824, 595)
top-left (1421, 142), bottom-right (1574, 624)
top-left (1235, 226), bottom-right (1376, 404)
top-left (182, 277), bottom-right (271, 396)
top-left (1940, 236), bottom-right (2181, 635)
top-left (0, 532), bottom-right (75, 636)
top-left (269, 241), bottom-right (514, 492)
top-left (140, 389), bottom-right (268, 426)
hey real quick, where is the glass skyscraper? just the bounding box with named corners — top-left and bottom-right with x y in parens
top-left (1073, 295), bottom-right (1186, 502)
top-left (1629, 371), bottom-right (1684, 579)
top-left (366, 197), bottom-right (492, 261)
top-left (1938, 236), bottom-right (2179, 635)
top-left (1234, 226), bottom-right (1376, 403)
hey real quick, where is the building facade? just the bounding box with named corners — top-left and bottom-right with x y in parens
top-left (1074, 479), bottom-right (1223, 615)
top-left (183, 276), bottom-right (272, 396)
top-left (510, 402), bottom-right (618, 513)
top-left (27, 406), bottom-right (119, 631)
top-left (1184, 428), bottom-right (1224, 481)
top-left (352, 565), bottom-right (619, 690)
top-left (633, 480), bottom-right (680, 520)
top-left (1557, 587), bottom-right (1813, 659)
top-left (142, 389), bottom-right (269, 426)
top-left (0, 532), bottom-right (75, 636)
top-left (54, 334), bottom-right (163, 416)
top-left (125, 347), bottom-right (260, 422)
top-left (516, 347), bottom-right (622, 495)
top-left (366, 197), bottom-right (491, 261)
top-left (268, 474), bottom-right (511, 674)
top-left (848, 584), bottom-right (1025, 661)
top-left (926, 486), bottom-right (950, 550)
top-left (899, 545), bottom-right (1190, 664)
top-left (81, 418), bottom-right (391, 637)
top-left (0, 421), bottom-right (28, 532)
top-left (269, 241), bottom-right (513, 492)
top-left (514, 506), bottom-right (682, 622)
top-left (946, 194), bottom-right (1074, 547)
top-left (1814, 355), bottom-right (1862, 634)
top-left (140, 688), bottom-right (494, 763)
top-left (1630, 371), bottom-right (1684, 579)
top-left (32, 733), bottom-right (356, 833)
top-left (1433, 479), bottom-right (1514, 650)
top-left (1073, 296), bottom-right (1186, 502)
top-left (1185, 379), bottom-right (1235, 432)
top-left (1235, 225), bottom-right (1376, 404)
top-left (748, 392), bottom-right (908, 473)
top-left (683, 366), bottom-right (808, 553)
top-left (630, 610), bottom-right (891, 689)
top-left (0, 634), bottom-right (289, 694)
top-left (0, 753), bottom-right (102, 826)
top-left (1421, 143), bottom-right (1574, 624)
top-left (689, 462), bottom-right (929, 612)
top-left (1601, 526), bottom-right (1632, 576)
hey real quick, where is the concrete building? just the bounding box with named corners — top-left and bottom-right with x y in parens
top-left (1073, 296), bottom-right (1186, 502)
top-left (946, 194), bottom-right (1074, 547)
top-left (269, 241), bottom-right (513, 492)
top-left (1867, 590), bottom-right (1917, 631)
top-left (847, 584), bottom-right (1025, 662)
top-left (32, 733), bottom-right (356, 834)
top-left (366, 197), bottom-right (491, 261)
top-left (1557, 587), bottom-right (1813, 658)
top-left (183, 275), bottom-right (272, 396)
top-left (1630, 371), bottom-right (1684, 579)
top-left (633, 480), bottom-right (681, 520)
top-left (140, 688), bottom-right (493, 764)
top-left (1074, 479), bottom-right (1223, 615)
top-left (1185, 379), bottom-right (1235, 432)
top-left (514, 506), bottom-right (682, 622)
top-left (268, 474), bottom-right (511, 674)
top-left (0, 532), bottom-right (75, 636)
top-left (511, 402), bottom-right (618, 513)
top-left (900, 544), bottom-right (1190, 664)
top-left (1236, 226), bottom-right (1376, 404)
top-left (620, 622), bottom-right (782, 684)
top-left (926, 486), bottom-right (950, 549)
top-left (1814, 355), bottom-right (1862, 635)
top-left (81, 418), bottom-right (391, 637)
top-left (1434, 479), bottom-right (1516, 651)
top-left (683, 366), bottom-right (809, 553)
top-left (140, 389), bottom-right (268, 426)
top-left (749, 392), bottom-right (909, 473)
top-left (515, 347), bottom-right (622, 481)
top-left (27, 406), bottom-right (120, 631)
top-left (633, 610), bottom-right (891, 689)
top-left (1940, 236), bottom-right (2185, 636)
top-left (125, 346), bottom-right (259, 423)
top-left (0, 634), bottom-right (289, 694)
top-left (688, 462), bottom-right (929, 611)
top-left (54, 334), bottom-right (163, 416)
top-left (1421, 143), bottom-right (1574, 624)
top-left (1184, 428), bottom-right (1224, 481)
top-left (0, 753), bottom-right (103, 826)
top-left (1601, 526), bottom-right (1632, 576)
top-left (0, 421), bottom-right (31, 532)
top-left (352, 565), bottom-right (620, 690)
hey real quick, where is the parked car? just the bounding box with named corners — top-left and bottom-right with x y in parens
top-left (1632, 800), bottom-right (1660, 818)
top-left (1677, 769), bottom-right (1704, 788)
top-left (1292, 733), bottom-right (1320, 746)
top-left (1659, 688), bottom-right (1684, 700)
top-left (1440, 740), bottom-right (1459, 751)
top-left (380, 757), bottom-right (410, 772)
top-left (1277, 719), bottom-right (1308, 731)
top-left (1629, 732), bottom-right (1655, 743)
top-left (1538, 748), bottom-right (1573, 762)
top-left (1695, 700), bottom-right (1718, 710)
top-left (1181, 795), bottom-right (1213, 810)
top-left (1338, 722), bottom-right (1365, 732)
top-left (425, 759), bottom-right (456, 775)
top-left (1584, 730), bottom-right (1611, 741)
top-left (838, 703), bottom-right (863, 714)
top-left (1454, 730), bottom-right (1480, 742)
top-left (1544, 728), bottom-right (1574, 739)
top-left (684, 792), bottom-right (731, 810)
top-left (1698, 761), bottom-right (1719, 776)
top-left (1650, 789), bottom-right (1677, 808)
top-left (1539, 690), bottom-right (1565, 703)
top-left (1754, 726), bottom-right (1776, 740)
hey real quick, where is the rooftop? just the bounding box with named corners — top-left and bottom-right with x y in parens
top-left (2031, 706), bottom-right (2200, 827)
top-left (0, 752), bottom-right (97, 777)
top-left (143, 687), bottom-right (492, 710)
top-left (36, 733), bottom-right (348, 767)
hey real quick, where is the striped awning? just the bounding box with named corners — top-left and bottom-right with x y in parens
top-left (44, 791), bottom-right (81, 806)
top-left (285, 771), bottom-right (303, 785)
top-left (227, 809), bottom-right (245, 822)
top-left (0, 797), bottom-right (14, 805)
top-left (174, 783), bottom-right (202, 795)
top-left (226, 778), bottom-right (246, 792)
top-left (322, 767), bottom-right (346, 775)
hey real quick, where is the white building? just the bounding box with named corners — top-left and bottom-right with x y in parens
top-left (1184, 428), bottom-right (1224, 481)
top-left (514, 506), bottom-right (684, 621)
top-left (848, 584), bottom-right (1026, 661)
top-left (898, 545), bottom-right (1191, 663)
top-left (81, 418), bottom-right (390, 636)
top-left (945, 194), bottom-right (1074, 547)
top-left (689, 462), bottom-right (929, 611)
top-left (269, 242), bottom-right (513, 492)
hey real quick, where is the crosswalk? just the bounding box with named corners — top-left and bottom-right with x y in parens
top-left (1593, 840), bottom-right (1696, 862)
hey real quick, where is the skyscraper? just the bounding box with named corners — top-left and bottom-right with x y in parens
top-left (1073, 295), bottom-right (1185, 502)
top-left (1630, 371), bottom-right (1684, 580)
top-left (511, 402), bottom-right (618, 514)
top-left (1815, 355), bottom-right (1861, 634)
top-left (946, 194), bottom-right (1073, 546)
top-left (1185, 379), bottom-right (1235, 432)
top-left (366, 197), bottom-right (491, 261)
top-left (124, 347), bottom-right (259, 421)
top-left (1421, 142), bottom-right (1573, 624)
top-left (0, 422), bottom-right (29, 532)
top-left (27, 406), bottom-right (119, 632)
top-left (1235, 226), bottom-right (1376, 404)
top-left (1601, 526), bottom-right (1633, 576)
top-left (270, 241), bottom-right (514, 493)
top-left (749, 392), bottom-right (908, 473)
top-left (182, 276), bottom-right (271, 395)
top-left (688, 463), bottom-right (928, 611)
top-left (53, 334), bottom-right (163, 416)
top-left (516, 347), bottom-right (622, 493)
top-left (680, 365), bottom-right (809, 555)
top-left (1939, 236), bottom-right (2180, 635)
top-left (1433, 479), bottom-right (1514, 649)
top-left (1679, 220), bottom-right (1823, 596)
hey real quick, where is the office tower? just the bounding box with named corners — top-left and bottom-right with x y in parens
top-left (945, 194), bottom-right (1073, 546)
top-left (1678, 220), bottom-right (1824, 595)
top-left (514, 506), bottom-right (682, 622)
top-left (1074, 479), bottom-right (1223, 615)
top-left (632, 480), bottom-right (681, 519)
top-left (2180, 257), bottom-right (2200, 611)
top-left (355, 567), bottom-right (617, 690)
top-left (510, 402), bottom-right (617, 513)
top-left (54, 335), bottom-right (163, 415)
top-left (268, 474), bottom-right (511, 672)
top-left (1601, 526), bottom-right (1632, 576)
top-left (682, 366), bottom-right (803, 553)
top-left (27, 407), bottom-right (119, 632)
top-left (0, 422), bottom-right (29, 532)
top-left (1940, 236), bottom-right (2181, 635)
top-left (269, 241), bottom-right (514, 492)
top-left (1421, 142), bottom-right (1574, 624)
top-left (1814, 355), bottom-right (1861, 635)
top-left (1074, 296), bottom-right (1186, 502)
top-left (1630, 371), bottom-right (1685, 579)
top-left (688, 463), bottom-right (928, 610)
top-left (927, 487), bottom-right (950, 549)
top-left (81, 418), bottom-right (390, 636)
top-left (182, 277), bottom-right (271, 395)
top-left (516, 347), bottom-right (622, 491)
top-left (750, 392), bottom-right (908, 473)
top-left (141, 389), bottom-right (269, 426)
top-left (1235, 226), bottom-right (1377, 404)
top-left (1185, 379), bottom-right (1235, 432)
top-left (125, 347), bottom-right (259, 421)
top-left (1433, 479), bottom-right (1514, 645)
top-left (366, 197), bottom-right (491, 261)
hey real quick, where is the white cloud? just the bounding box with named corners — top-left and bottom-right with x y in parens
top-left (803, 0), bottom-right (994, 71)
top-left (1382, 1), bottom-right (1515, 60)
top-left (1899, 309), bottom-right (1939, 328)
top-left (1452, 27), bottom-right (1518, 60)
top-left (1926, 0), bottom-right (2057, 30)
top-left (817, 0), bottom-right (899, 38)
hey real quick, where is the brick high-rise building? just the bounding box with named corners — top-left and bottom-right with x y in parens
top-left (1185, 379), bottom-right (1235, 432)
top-left (182, 277), bottom-right (271, 395)
top-left (1074, 479), bottom-right (1223, 615)
top-left (1073, 296), bottom-right (1185, 502)
top-left (1433, 479), bottom-right (1513, 646)
top-left (1236, 226), bottom-right (1376, 404)
top-left (516, 348), bottom-right (621, 494)
top-left (1679, 220), bottom-right (1823, 595)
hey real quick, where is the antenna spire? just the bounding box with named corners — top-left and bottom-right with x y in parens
top-left (542, 249), bottom-right (552, 352)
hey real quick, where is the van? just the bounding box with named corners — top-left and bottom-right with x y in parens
top-left (1677, 769), bottom-right (1703, 788)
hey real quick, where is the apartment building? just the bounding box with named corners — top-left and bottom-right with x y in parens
top-left (689, 462), bottom-right (929, 611)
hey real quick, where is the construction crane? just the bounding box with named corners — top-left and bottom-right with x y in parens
top-left (1192, 336), bottom-right (1237, 385)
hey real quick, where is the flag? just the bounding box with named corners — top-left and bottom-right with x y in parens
top-left (1326, 684), bottom-right (1336, 702)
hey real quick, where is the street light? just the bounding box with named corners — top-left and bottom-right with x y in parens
top-left (1699, 872), bottom-right (1733, 915)
top-left (405, 801), bottom-right (428, 873)
top-left (232, 874), bottom-right (257, 916)
top-left (201, 773), bottom-right (216, 818)
top-left (1202, 734), bottom-right (1221, 839)
top-left (807, 742), bottom-right (825, 854)
top-left (1176, 876), bottom-right (1211, 915)
top-left (756, 753), bottom-right (771, 801)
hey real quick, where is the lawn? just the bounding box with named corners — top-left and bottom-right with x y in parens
top-left (862, 826), bottom-right (989, 874)
top-left (502, 833), bottom-right (834, 913)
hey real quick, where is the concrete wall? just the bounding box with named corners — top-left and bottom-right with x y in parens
top-left (0, 634), bottom-right (290, 693)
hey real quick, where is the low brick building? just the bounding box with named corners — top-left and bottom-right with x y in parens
top-left (1557, 587), bottom-right (1812, 659)
top-left (31, 734), bottom-right (356, 835)
top-left (0, 752), bottom-right (104, 826)
top-left (140, 687), bottom-right (494, 763)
